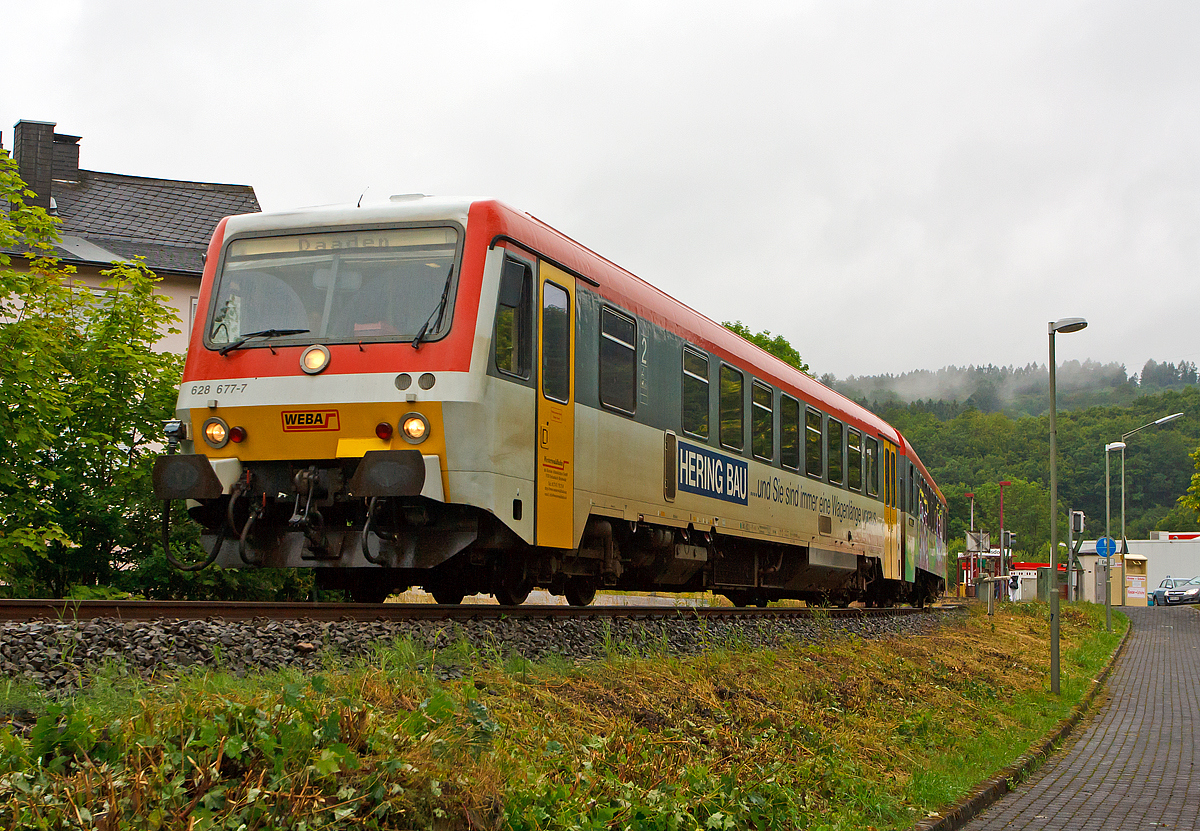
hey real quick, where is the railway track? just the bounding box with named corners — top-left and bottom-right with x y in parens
top-left (0, 598), bottom-right (948, 623)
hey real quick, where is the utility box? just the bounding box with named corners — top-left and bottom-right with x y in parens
top-left (1091, 557), bottom-right (1125, 606)
top-left (1037, 568), bottom-right (1067, 601)
top-left (1101, 556), bottom-right (1125, 606)
top-left (1125, 554), bottom-right (1148, 605)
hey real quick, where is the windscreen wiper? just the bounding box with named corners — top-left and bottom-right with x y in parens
top-left (219, 328), bottom-right (310, 356)
top-left (412, 267), bottom-right (455, 350)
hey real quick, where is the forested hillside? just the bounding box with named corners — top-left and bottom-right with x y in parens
top-left (720, 321), bottom-right (1200, 562)
top-left (875, 386), bottom-right (1200, 562)
top-left (828, 359), bottom-right (1199, 418)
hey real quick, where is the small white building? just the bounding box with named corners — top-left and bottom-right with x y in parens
top-left (1077, 532), bottom-right (1200, 605)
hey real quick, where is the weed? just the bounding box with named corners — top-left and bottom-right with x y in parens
top-left (0, 605), bottom-right (1123, 830)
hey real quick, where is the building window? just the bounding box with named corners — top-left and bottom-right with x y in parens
top-left (781, 395), bottom-right (800, 470)
top-left (751, 382), bottom-right (774, 461)
top-left (719, 365), bottom-right (744, 451)
top-left (599, 307), bottom-right (636, 414)
top-left (494, 259), bottom-right (531, 378)
top-left (848, 429), bottom-right (862, 491)
top-left (682, 348), bottom-right (709, 439)
top-left (828, 418), bottom-right (844, 485)
top-left (805, 408), bottom-right (823, 479)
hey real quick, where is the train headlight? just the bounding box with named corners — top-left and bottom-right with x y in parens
top-left (300, 344), bottom-right (331, 375)
top-left (202, 417), bottom-right (231, 448)
top-left (400, 412), bottom-right (429, 443)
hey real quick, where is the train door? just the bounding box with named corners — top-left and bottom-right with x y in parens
top-left (536, 263), bottom-right (576, 548)
top-left (882, 441), bottom-right (900, 579)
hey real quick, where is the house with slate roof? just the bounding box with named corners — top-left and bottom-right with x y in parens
top-left (2, 119), bottom-right (260, 352)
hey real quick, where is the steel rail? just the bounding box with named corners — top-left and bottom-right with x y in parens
top-left (0, 599), bottom-right (950, 624)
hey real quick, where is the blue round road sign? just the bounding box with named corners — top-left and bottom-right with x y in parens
top-left (1097, 536), bottom-right (1116, 558)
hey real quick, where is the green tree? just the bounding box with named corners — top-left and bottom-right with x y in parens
top-left (2, 150), bottom-right (313, 601)
top-left (1, 149), bottom-right (185, 595)
top-left (722, 321), bottom-right (811, 375)
top-left (1176, 444), bottom-right (1200, 529)
top-left (0, 150), bottom-right (80, 588)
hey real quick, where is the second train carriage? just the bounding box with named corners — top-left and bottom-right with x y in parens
top-left (154, 196), bottom-right (947, 605)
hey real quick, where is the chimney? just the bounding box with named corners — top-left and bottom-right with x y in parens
top-left (12, 120), bottom-right (57, 210)
top-left (52, 132), bottom-right (81, 183)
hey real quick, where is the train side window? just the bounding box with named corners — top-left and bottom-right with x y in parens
top-left (751, 381), bottom-right (773, 461)
top-left (541, 281), bottom-right (571, 404)
top-left (719, 364), bottom-right (744, 451)
top-left (682, 348), bottom-right (709, 439)
top-left (847, 428), bottom-right (862, 491)
top-left (494, 259), bottom-right (531, 378)
top-left (599, 307), bottom-right (636, 414)
top-left (805, 408), bottom-right (822, 479)
top-left (864, 436), bottom-right (879, 497)
top-left (908, 463), bottom-right (915, 515)
top-left (828, 418), bottom-right (844, 485)
top-left (780, 395), bottom-right (800, 470)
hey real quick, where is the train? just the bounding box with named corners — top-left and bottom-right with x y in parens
top-left (153, 196), bottom-right (947, 606)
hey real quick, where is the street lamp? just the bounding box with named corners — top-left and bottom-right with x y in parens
top-left (1049, 316), bottom-right (1087, 695)
top-left (1104, 441), bottom-right (1125, 633)
top-left (1111, 412), bottom-right (1184, 609)
top-left (1119, 412), bottom-right (1184, 553)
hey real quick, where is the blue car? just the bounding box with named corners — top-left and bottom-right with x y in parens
top-left (1153, 576), bottom-right (1200, 606)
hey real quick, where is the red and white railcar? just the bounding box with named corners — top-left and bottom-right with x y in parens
top-left (154, 197), bottom-right (947, 605)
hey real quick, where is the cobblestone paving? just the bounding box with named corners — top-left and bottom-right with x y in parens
top-left (964, 605), bottom-right (1200, 830)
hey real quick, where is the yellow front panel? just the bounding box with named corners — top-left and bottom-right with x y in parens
top-left (536, 265), bottom-right (576, 548)
top-left (191, 401), bottom-right (447, 492)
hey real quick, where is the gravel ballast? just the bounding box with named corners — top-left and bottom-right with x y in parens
top-left (0, 608), bottom-right (961, 692)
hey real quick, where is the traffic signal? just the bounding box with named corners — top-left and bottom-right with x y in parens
top-left (1071, 511), bottom-right (1085, 534)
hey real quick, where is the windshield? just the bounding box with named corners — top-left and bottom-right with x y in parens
top-left (207, 226), bottom-right (460, 348)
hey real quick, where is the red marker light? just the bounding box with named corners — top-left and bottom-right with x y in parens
top-left (229, 426), bottom-right (248, 443)
top-left (375, 422), bottom-right (394, 440)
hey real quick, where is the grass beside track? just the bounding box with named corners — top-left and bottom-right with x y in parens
top-left (0, 603), bottom-right (1125, 830)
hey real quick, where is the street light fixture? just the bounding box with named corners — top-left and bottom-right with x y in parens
top-left (1048, 316), bottom-right (1087, 695)
top-left (1104, 441), bottom-right (1125, 633)
top-left (1113, 412), bottom-right (1184, 608)
top-left (1119, 412), bottom-right (1184, 553)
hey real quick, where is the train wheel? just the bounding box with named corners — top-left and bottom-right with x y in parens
top-left (430, 588), bottom-right (465, 605)
top-left (565, 578), bottom-right (596, 607)
top-left (494, 583), bottom-right (531, 606)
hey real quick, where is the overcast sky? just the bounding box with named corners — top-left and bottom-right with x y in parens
top-left (5, 0), bottom-right (1199, 379)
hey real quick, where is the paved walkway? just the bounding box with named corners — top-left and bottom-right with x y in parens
top-left (963, 605), bottom-right (1200, 830)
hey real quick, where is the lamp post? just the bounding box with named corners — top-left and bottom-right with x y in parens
top-left (1049, 316), bottom-right (1087, 695)
top-left (1115, 412), bottom-right (1183, 607)
top-left (1104, 441), bottom-right (1125, 632)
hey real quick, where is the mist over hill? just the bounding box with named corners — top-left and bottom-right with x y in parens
top-left (824, 359), bottom-right (1199, 419)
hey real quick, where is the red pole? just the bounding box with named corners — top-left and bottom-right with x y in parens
top-left (999, 481), bottom-right (1012, 580)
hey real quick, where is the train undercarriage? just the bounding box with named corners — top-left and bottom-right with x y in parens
top-left (166, 460), bottom-right (943, 608)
